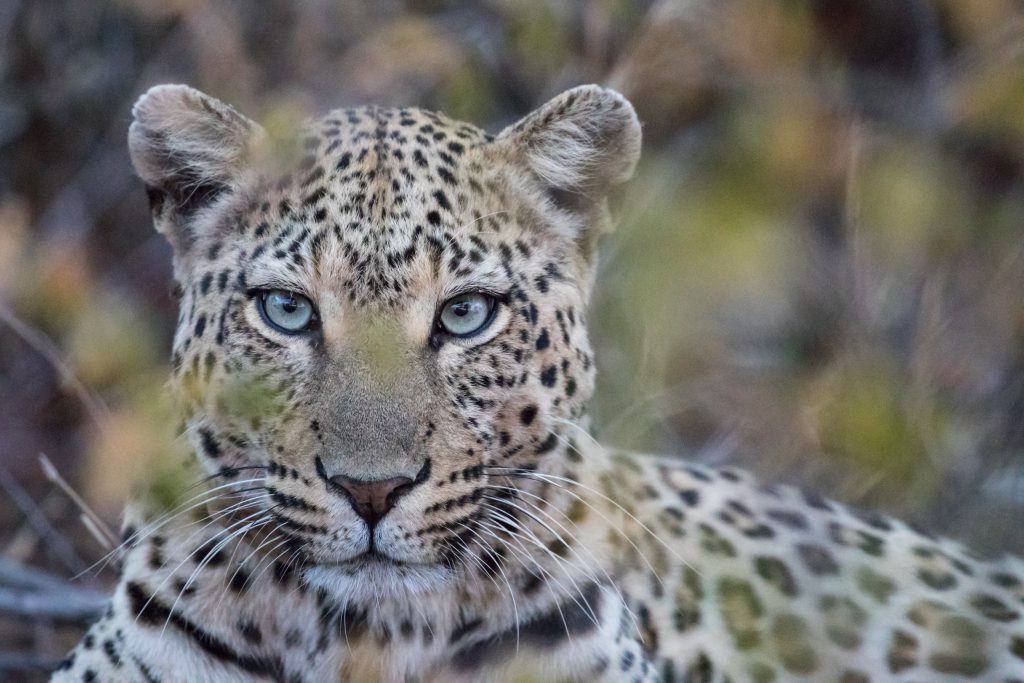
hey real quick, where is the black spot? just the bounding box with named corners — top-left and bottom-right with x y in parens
top-left (679, 489), bottom-right (700, 507)
top-left (196, 538), bottom-right (227, 566)
top-left (535, 432), bottom-right (558, 454)
top-left (540, 365), bottom-right (558, 387)
top-left (917, 568), bottom-right (956, 591)
top-left (427, 210), bottom-right (441, 226)
top-left (193, 315), bottom-right (206, 338)
top-left (802, 489), bottom-right (833, 512)
top-left (683, 651), bottom-right (714, 682)
top-left (991, 572), bottom-right (1021, 589)
top-left (797, 543), bottom-right (839, 575)
top-left (857, 531), bottom-right (885, 557)
top-left (433, 190), bottom-right (451, 211)
top-left (754, 556), bottom-right (798, 597)
top-left (519, 405), bottom-right (538, 425)
top-left (686, 467), bottom-right (713, 482)
top-left (102, 638), bottom-right (122, 667)
top-left (400, 620), bottom-right (414, 638)
top-left (971, 593), bottom-right (1019, 621)
top-left (199, 429), bottom-right (222, 458)
top-left (855, 509), bottom-right (893, 531)
top-left (228, 567), bottom-right (252, 593)
top-left (887, 629), bottom-right (917, 673)
top-left (302, 187), bottom-right (327, 207)
top-left (743, 524), bottom-right (775, 539)
top-left (765, 509), bottom-right (808, 530)
top-left (1011, 636), bottom-right (1024, 660)
top-left (535, 329), bottom-right (550, 350)
top-left (237, 620), bottom-right (262, 645)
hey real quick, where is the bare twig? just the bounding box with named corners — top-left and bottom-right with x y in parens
top-left (0, 466), bottom-right (86, 573)
top-left (39, 455), bottom-right (117, 550)
top-left (78, 513), bottom-right (116, 552)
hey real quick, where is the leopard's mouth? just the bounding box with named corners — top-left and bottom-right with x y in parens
top-left (300, 552), bottom-right (453, 598)
top-left (302, 546), bottom-right (446, 575)
top-left (334, 550), bottom-right (417, 569)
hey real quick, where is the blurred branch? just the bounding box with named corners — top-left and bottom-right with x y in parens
top-left (0, 559), bottom-right (107, 622)
top-left (0, 651), bottom-right (62, 675)
top-left (39, 455), bottom-right (117, 550)
top-left (0, 304), bottom-right (110, 429)
top-left (0, 465), bottom-right (86, 574)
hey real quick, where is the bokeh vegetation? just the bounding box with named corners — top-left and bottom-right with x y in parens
top-left (1, 0), bottom-right (1023, 679)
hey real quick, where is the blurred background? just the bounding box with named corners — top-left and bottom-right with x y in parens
top-left (1, 0), bottom-right (1024, 678)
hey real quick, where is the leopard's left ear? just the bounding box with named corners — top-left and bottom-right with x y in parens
top-left (128, 84), bottom-right (263, 257)
top-left (497, 85), bottom-right (641, 218)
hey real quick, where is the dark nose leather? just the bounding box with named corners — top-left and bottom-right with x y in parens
top-left (329, 474), bottom-right (413, 527)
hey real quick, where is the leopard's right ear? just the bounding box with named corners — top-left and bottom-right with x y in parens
top-left (128, 85), bottom-right (262, 255)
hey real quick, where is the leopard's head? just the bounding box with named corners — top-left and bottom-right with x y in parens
top-left (129, 84), bottom-right (640, 599)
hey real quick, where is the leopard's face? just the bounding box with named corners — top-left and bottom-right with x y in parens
top-left (130, 85), bottom-right (639, 599)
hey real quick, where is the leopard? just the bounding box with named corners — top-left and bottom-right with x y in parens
top-left (51, 82), bottom-right (1024, 683)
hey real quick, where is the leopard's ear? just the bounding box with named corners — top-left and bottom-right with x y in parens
top-left (497, 85), bottom-right (641, 218)
top-left (128, 84), bottom-right (262, 255)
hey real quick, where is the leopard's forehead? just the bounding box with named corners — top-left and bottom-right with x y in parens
top-left (305, 105), bottom-right (493, 155)
top-left (288, 104), bottom-right (496, 230)
top-left (223, 105), bottom-right (536, 311)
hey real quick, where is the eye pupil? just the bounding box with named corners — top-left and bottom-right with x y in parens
top-left (452, 302), bottom-right (471, 317)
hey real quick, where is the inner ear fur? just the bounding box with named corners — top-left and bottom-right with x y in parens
top-left (498, 85), bottom-right (642, 214)
top-left (128, 84), bottom-right (262, 253)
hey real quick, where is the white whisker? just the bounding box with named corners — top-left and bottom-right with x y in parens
top-left (485, 485), bottom-right (642, 641)
top-left (479, 503), bottom-right (601, 631)
top-left (455, 521), bottom-right (521, 653)
top-left (473, 516), bottom-right (577, 647)
top-left (160, 511), bottom-right (275, 637)
top-left (487, 463), bottom-right (701, 579)
top-left (77, 477), bottom-right (268, 579)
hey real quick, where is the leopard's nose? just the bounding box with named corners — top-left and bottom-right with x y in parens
top-left (328, 474), bottom-right (414, 527)
top-left (314, 457), bottom-right (432, 528)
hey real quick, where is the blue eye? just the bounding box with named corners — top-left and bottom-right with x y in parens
top-left (258, 289), bottom-right (317, 334)
top-left (438, 293), bottom-right (495, 337)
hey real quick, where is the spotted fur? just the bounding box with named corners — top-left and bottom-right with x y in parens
top-left (53, 84), bottom-right (1024, 683)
